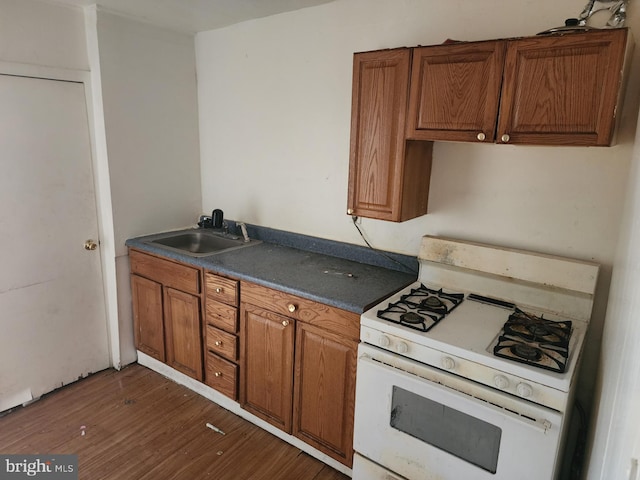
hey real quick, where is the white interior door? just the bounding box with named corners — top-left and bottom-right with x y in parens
top-left (0, 74), bottom-right (110, 410)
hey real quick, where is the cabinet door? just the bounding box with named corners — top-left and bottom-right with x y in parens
top-left (164, 287), bottom-right (203, 380)
top-left (131, 275), bottom-right (165, 362)
top-left (348, 48), bottom-right (432, 222)
top-left (240, 303), bottom-right (295, 432)
top-left (406, 40), bottom-right (505, 143)
top-left (293, 322), bottom-right (358, 467)
top-left (497, 29), bottom-right (627, 146)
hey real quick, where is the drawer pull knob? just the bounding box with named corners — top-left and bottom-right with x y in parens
top-left (214, 340), bottom-right (222, 346)
top-left (214, 372), bottom-right (222, 377)
top-left (215, 287), bottom-right (223, 293)
top-left (476, 132), bottom-right (486, 141)
top-left (282, 320), bottom-right (290, 327)
top-left (501, 133), bottom-right (510, 143)
top-left (287, 304), bottom-right (296, 313)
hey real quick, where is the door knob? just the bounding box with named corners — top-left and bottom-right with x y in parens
top-left (84, 239), bottom-right (98, 251)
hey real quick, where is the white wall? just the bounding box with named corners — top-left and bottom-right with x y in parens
top-left (95, 10), bottom-right (202, 253)
top-left (195, 0), bottom-right (640, 471)
top-left (0, 0), bottom-right (88, 70)
top-left (585, 110), bottom-right (640, 478)
top-left (90, 9), bottom-right (202, 364)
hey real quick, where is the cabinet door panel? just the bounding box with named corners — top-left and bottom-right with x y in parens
top-left (497, 29), bottom-right (627, 146)
top-left (407, 41), bottom-right (505, 142)
top-left (164, 287), bottom-right (203, 380)
top-left (293, 323), bottom-right (357, 466)
top-left (131, 275), bottom-right (165, 362)
top-left (348, 48), bottom-right (412, 221)
top-left (240, 303), bottom-right (295, 433)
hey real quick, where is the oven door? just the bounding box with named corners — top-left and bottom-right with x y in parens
top-left (353, 344), bottom-right (563, 480)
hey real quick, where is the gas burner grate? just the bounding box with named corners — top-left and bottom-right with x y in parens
top-left (493, 308), bottom-right (572, 373)
top-left (376, 284), bottom-right (464, 332)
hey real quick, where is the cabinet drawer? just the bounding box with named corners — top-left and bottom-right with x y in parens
top-left (241, 281), bottom-right (361, 340)
top-left (205, 352), bottom-right (238, 400)
top-left (205, 301), bottom-right (238, 333)
top-left (205, 272), bottom-right (238, 306)
top-left (130, 249), bottom-right (200, 294)
top-left (206, 324), bottom-right (238, 361)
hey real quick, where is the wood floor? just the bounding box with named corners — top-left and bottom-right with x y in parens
top-left (0, 364), bottom-right (349, 480)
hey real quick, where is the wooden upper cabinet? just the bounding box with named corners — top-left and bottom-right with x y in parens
top-left (348, 48), bottom-right (433, 222)
top-left (497, 28), bottom-right (628, 146)
top-left (407, 40), bottom-right (506, 143)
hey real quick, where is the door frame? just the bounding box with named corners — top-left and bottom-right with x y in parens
top-left (0, 60), bottom-right (120, 369)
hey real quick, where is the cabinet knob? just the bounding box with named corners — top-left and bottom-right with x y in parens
top-left (215, 287), bottom-right (223, 293)
top-left (282, 320), bottom-right (290, 327)
top-left (214, 372), bottom-right (222, 377)
top-left (501, 134), bottom-right (510, 143)
top-left (476, 132), bottom-right (486, 141)
top-left (214, 340), bottom-right (222, 346)
top-left (347, 208), bottom-right (354, 215)
top-left (287, 304), bottom-right (296, 313)
top-left (84, 239), bottom-right (98, 251)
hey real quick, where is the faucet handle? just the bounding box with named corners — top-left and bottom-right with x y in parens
top-left (237, 222), bottom-right (250, 243)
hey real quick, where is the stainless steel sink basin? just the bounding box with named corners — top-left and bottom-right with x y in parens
top-left (146, 230), bottom-right (260, 257)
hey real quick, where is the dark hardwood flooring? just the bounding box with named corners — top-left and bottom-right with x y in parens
top-left (0, 364), bottom-right (349, 480)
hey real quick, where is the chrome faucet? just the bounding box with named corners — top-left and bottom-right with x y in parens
top-left (237, 222), bottom-right (250, 243)
top-left (577, 0), bottom-right (627, 27)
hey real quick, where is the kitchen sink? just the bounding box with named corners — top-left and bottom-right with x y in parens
top-left (146, 230), bottom-right (260, 257)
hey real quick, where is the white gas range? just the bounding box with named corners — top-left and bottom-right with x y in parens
top-left (353, 236), bottom-right (599, 480)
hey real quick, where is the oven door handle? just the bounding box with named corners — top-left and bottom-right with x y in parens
top-left (357, 352), bottom-right (559, 435)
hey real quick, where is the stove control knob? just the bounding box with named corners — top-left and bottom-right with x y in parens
top-left (494, 375), bottom-right (510, 389)
top-left (441, 357), bottom-right (455, 370)
top-left (378, 335), bottom-right (391, 347)
top-left (517, 382), bottom-right (533, 398)
top-left (396, 342), bottom-right (409, 354)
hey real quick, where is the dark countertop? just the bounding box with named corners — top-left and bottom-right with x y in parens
top-left (126, 225), bottom-right (417, 313)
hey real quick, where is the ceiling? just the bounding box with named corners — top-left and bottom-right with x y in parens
top-left (47, 0), bottom-right (336, 33)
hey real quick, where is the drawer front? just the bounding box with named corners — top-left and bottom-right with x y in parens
top-left (205, 352), bottom-right (238, 400)
top-left (240, 281), bottom-right (360, 340)
top-left (129, 249), bottom-right (200, 294)
top-left (205, 300), bottom-right (238, 333)
top-left (205, 272), bottom-right (238, 306)
top-left (206, 324), bottom-right (238, 361)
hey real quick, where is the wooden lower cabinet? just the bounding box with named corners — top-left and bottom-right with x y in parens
top-left (131, 252), bottom-right (359, 468)
top-left (240, 280), bottom-right (359, 467)
top-left (203, 271), bottom-right (240, 400)
top-left (240, 303), bottom-right (295, 432)
top-left (131, 274), bottom-right (165, 362)
top-left (164, 287), bottom-right (202, 380)
top-left (129, 249), bottom-right (203, 381)
top-left (293, 322), bottom-right (357, 467)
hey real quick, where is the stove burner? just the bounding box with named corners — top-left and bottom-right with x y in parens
top-left (400, 312), bottom-right (424, 324)
top-left (376, 284), bottom-right (464, 333)
top-left (511, 343), bottom-right (543, 362)
top-left (420, 296), bottom-right (444, 310)
top-left (493, 308), bottom-right (572, 373)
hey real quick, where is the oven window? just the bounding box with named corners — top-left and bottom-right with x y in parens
top-left (390, 386), bottom-right (502, 473)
